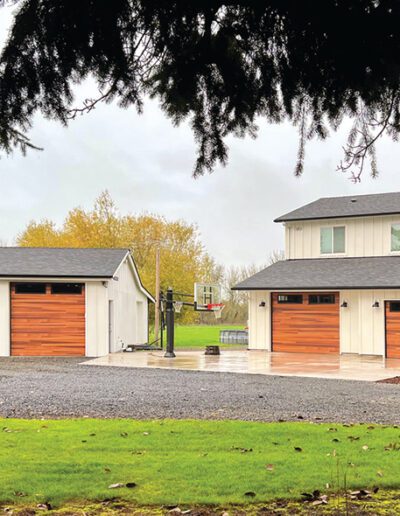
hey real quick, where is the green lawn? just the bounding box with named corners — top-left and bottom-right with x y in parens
top-left (173, 324), bottom-right (246, 348)
top-left (1, 419), bottom-right (400, 507)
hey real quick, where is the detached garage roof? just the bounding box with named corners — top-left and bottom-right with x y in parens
top-left (274, 191), bottom-right (400, 222)
top-left (0, 247), bottom-right (130, 278)
top-left (233, 256), bottom-right (400, 290)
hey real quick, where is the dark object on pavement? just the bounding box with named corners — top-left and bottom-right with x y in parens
top-left (205, 346), bottom-right (220, 356)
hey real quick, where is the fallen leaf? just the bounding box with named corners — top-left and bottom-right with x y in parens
top-left (108, 483), bottom-right (124, 489)
top-left (265, 464), bottom-right (274, 471)
top-left (377, 470), bottom-right (383, 477)
top-left (13, 492), bottom-right (26, 498)
top-left (362, 445), bottom-right (369, 451)
top-left (231, 446), bottom-right (253, 453)
top-left (312, 500), bottom-right (323, 506)
top-left (143, 432), bottom-right (150, 436)
top-left (36, 503), bottom-right (52, 511)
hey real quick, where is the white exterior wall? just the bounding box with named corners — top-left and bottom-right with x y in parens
top-left (0, 281), bottom-right (10, 356)
top-left (248, 291), bottom-right (271, 350)
top-left (86, 281), bottom-right (109, 357)
top-left (340, 289), bottom-right (400, 356)
top-left (285, 214), bottom-right (400, 259)
top-left (107, 259), bottom-right (149, 352)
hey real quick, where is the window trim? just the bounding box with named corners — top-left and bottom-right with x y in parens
top-left (320, 225), bottom-right (346, 256)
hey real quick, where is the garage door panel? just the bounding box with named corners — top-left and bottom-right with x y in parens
top-left (272, 292), bottom-right (340, 353)
top-left (385, 301), bottom-right (400, 358)
top-left (11, 283), bottom-right (85, 356)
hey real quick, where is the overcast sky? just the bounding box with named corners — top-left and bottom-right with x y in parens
top-left (2, 7), bottom-right (400, 267)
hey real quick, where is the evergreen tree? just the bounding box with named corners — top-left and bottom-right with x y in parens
top-left (1, 1), bottom-right (399, 179)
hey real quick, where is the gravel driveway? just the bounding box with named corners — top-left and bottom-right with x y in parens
top-left (0, 357), bottom-right (399, 424)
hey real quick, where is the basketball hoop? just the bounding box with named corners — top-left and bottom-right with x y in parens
top-left (207, 303), bottom-right (225, 319)
top-left (174, 301), bottom-right (183, 313)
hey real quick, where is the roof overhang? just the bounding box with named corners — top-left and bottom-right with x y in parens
top-left (274, 211), bottom-right (400, 223)
top-left (232, 256), bottom-right (400, 291)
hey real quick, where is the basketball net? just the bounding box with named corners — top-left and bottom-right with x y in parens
top-left (207, 303), bottom-right (225, 319)
top-left (174, 301), bottom-right (184, 313)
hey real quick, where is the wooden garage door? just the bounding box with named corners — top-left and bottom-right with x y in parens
top-left (11, 283), bottom-right (85, 356)
top-left (272, 292), bottom-right (340, 354)
top-left (385, 301), bottom-right (400, 358)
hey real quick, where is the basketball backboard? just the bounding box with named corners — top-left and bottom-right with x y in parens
top-left (194, 283), bottom-right (222, 311)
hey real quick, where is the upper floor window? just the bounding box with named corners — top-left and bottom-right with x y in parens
top-left (320, 226), bottom-right (345, 254)
top-left (391, 224), bottom-right (400, 252)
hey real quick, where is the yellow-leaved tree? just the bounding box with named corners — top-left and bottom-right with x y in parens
top-left (17, 191), bottom-right (222, 323)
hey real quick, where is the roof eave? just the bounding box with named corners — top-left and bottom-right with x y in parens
top-left (274, 210), bottom-right (400, 223)
top-left (233, 285), bottom-right (400, 291)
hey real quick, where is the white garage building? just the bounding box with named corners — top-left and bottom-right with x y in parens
top-left (0, 247), bottom-right (154, 357)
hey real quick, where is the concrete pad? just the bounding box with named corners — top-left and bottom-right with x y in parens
top-left (83, 350), bottom-right (400, 382)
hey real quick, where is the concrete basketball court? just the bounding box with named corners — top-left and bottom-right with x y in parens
top-left (84, 350), bottom-right (400, 382)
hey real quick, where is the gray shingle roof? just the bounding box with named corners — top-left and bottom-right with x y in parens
top-left (0, 248), bottom-right (129, 278)
top-left (274, 192), bottom-right (400, 222)
top-left (233, 256), bottom-right (400, 290)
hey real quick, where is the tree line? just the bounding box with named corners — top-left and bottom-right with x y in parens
top-left (16, 191), bottom-right (282, 325)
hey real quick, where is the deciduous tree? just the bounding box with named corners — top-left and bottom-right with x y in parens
top-left (17, 191), bottom-right (219, 323)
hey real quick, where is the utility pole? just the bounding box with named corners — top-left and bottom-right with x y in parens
top-left (164, 288), bottom-right (176, 358)
top-left (154, 246), bottom-right (160, 342)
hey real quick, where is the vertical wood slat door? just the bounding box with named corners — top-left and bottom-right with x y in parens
top-left (11, 284), bottom-right (85, 356)
top-left (272, 292), bottom-right (340, 354)
top-left (385, 301), bottom-right (400, 358)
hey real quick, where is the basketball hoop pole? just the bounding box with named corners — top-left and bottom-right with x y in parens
top-left (164, 288), bottom-right (176, 358)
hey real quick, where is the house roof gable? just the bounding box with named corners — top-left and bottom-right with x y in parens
top-left (274, 191), bottom-right (400, 223)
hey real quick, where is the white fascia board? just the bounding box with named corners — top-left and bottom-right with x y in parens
top-left (113, 251), bottom-right (155, 303)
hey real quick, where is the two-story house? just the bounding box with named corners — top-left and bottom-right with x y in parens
top-left (233, 191), bottom-right (400, 358)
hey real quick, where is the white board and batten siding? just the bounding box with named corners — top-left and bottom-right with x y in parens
top-left (248, 290), bottom-right (271, 350)
top-left (86, 281), bottom-right (109, 356)
top-left (107, 257), bottom-right (149, 352)
top-left (248, 288), bottom-right (400, 356)
top-left (285, 214), bottom-right (400, 259)
top-left (0, 280), bottom-right (10, 356)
